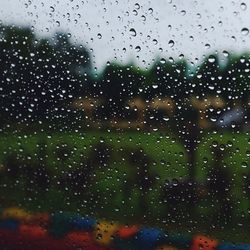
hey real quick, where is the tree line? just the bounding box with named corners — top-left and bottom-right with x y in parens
top-left (0, 24), bottom-right (249, 126)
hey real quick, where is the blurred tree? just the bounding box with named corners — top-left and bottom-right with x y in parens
top-left (0, 25), bottom-right (91, 126)
top-left (145, 59), bottom-right (189, 101)
top-left (95, 63), bottom-right (146, 119)
top-left (192, 54), bottom-right (222, 98)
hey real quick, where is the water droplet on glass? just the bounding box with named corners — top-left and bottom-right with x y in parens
top-left (97, 33), bottom-right (102, 39)
top-left (208, 55), bottom-right (216, 63)
top-left (153, 39), bottom-right (158, 45)
top-left (135, 46), bottom-right (141, 52)
top-left (205, 43), bottom-right (211, 49)
top-left (222, 50), bottom-right (229, 57)
top-left (241, 27), bottom-right (249, 36)
top-left (240, 2), bottom-right (247, 11)
top-left (168, 40), bottom-right (175, 47)
top-left (133, 10), bottom-right (138, 16)
top-left (160, 58), bottom-right (166, 64)
top-left (135, 3), bottom-right (140, 9)
top-left (180, 10), bottom-right (186, 16)
top-left (241, 162), bottom-right (248, 168)
top-left (129, 28), bottom-right (137, 37)
top-left (148, 8), bottom-right (153, 14)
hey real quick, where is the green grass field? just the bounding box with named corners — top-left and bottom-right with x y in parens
top-left (0, 131), bottom-right (249, 242)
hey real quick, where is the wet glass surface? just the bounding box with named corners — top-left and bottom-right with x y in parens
top-left (0, 0), bottom-right (249, 249)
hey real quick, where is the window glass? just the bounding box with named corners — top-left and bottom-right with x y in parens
top-left (0, 0), bottom-right (249, 249)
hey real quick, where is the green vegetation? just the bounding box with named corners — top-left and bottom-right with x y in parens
top-left (0, 132), bottom-right (248, 221)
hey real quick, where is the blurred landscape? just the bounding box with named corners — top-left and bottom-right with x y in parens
top-left (0, 23), bottom-right (249, 242)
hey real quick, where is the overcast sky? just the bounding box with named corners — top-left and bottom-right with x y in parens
top-left (1, 0), bottom-right (250, 69)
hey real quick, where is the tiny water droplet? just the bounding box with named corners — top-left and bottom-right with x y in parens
top-left (135, 46), bottom-right (141, 52)
top-left (160, 58), bottom-right (166, 64)
top-left (208, 56), bottom-right (216, 63)
top-left (168, 40), bottom-right (174, 47)
top-left (241, 162), bottom-right (248, 168)
top-left (135, 3), bottom-right (140, 10)
top-left (129, 28), bottom-right (137, 37)
top-left (205, 43), bottom-right (211, 49)
top-left (240, 2), bottom-right (247, 11)
top-left (180, 10), bottom-right (186, 16)
top-left (133, 10), bottom-right (138, 16)
top-left (153, 39), bottom-right (158, 45)
top-left (241, 27), bottom-right (249, 36)
top-left (222, 50), bottom-right (229, 57)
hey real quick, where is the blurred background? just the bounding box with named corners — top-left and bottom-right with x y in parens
top-left (0, 0), bottom-right (249, 244)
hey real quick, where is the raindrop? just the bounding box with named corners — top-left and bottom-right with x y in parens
top-left (205, 43), bottom-right (211, 49)
top-left (97, 33), bottom-right (102, 39)
top-left (240, 2), bottom-right (247, 11)
top-left (153, 39), bottom-right (158, 45)
top-left (241, 162), bottom-right (248, 168)
top-left (222, 50), bottom-right (229, 57)
top-left (160, 58), bottom-right (166, 64)
top-left (129, 28), bottom-right (137, 37)
top-left (168, 40), bottom-right (175, 47)
top-left (208, 55), bottom-right (216, 63)
top-left (135, 46), bottom-right (141, 52)
top-left (133, 10), bottom-right (138, 16)
top-left (135, 3), bottom-right (140, 9)
top-left (241, 27), bottom-right (249, 36)
top-left (179, 54), bottom-right (184, 59)
top-left (180, 10), bottom-right (186, 16)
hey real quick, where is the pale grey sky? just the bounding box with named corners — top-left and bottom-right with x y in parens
top-left (1, 0), bottom-right (250, 69)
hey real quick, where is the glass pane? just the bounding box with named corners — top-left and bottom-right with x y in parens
top-left (0, 0), bottom-right (249, 249)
